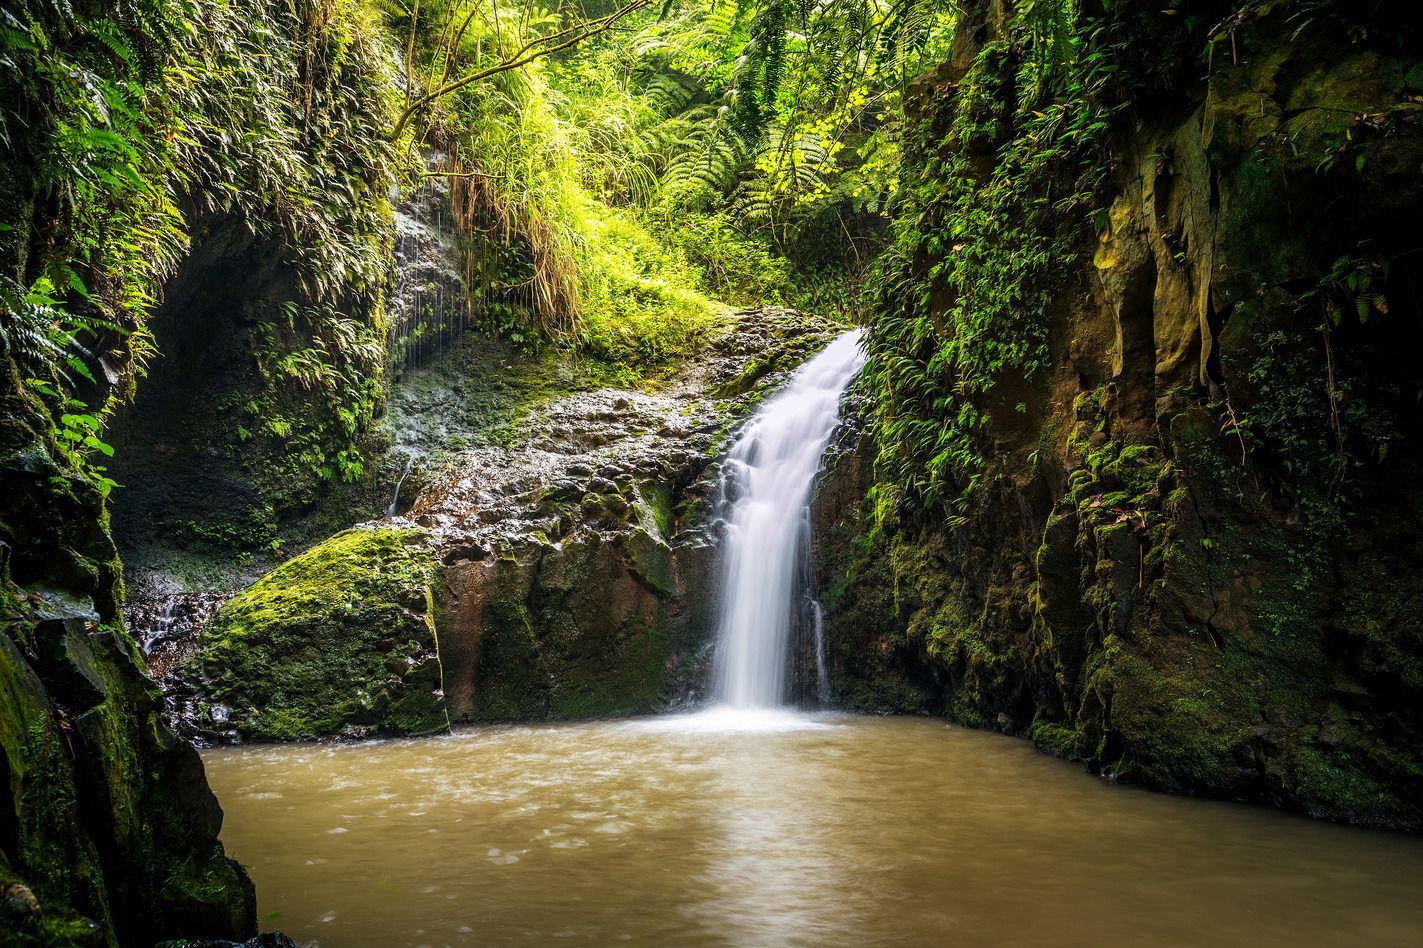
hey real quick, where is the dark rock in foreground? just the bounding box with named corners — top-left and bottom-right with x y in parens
top-left (0, 339), bottom-right (256, 946)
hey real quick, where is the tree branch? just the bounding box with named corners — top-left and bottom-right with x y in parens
top-left (389, 0), bottom-right (654, 141)
top-left (403, 0), bottom-right (422, 113)
top-left (419, 169), bottom-right (497, 179)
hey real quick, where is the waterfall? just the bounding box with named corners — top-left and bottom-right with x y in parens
top-left (712, 329), bottom-right (866, 709)
top-left (387, 454), bottom-right (414, 517)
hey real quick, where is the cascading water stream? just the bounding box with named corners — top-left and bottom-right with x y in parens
top-left (712, 329), bottom-right (866, 710)
top-left (386, 454), bottom-right (414, 517)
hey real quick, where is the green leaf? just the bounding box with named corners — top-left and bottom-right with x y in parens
top-left (67, 269), bottom-right (90, 299)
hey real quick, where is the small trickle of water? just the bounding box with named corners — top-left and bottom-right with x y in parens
top-left (387, 454), bottom-right (415, 517)
top-left (124, 592), bottom-right (225, 679)
top-left (810, 598), bottom-right (830, 707)
top-left (713, 330), bottom-right (866, 709)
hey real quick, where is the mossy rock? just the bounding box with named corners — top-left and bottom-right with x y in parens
top-left (190, 528), bottom-right (449, 740)
top-left (451, 534), bottom-right (689, 723)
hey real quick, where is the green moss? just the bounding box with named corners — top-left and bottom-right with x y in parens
top-left (1104, 445), bottom-right (1165, 497)
top-left (1, 616), bottom-right (254, 946)
top-left (1029, 718), bottom-right (1083, 758)
top-left (546, 617), bottom-right (672, 720)
top-left (713, 353), bottom-right (778, 398)
top-left (469, 563), bottom-right (546, 721)
top-left (1106, 646), bottom-right (1251, 788)
top-left (621, 528), bottom-right (674, 597)
top-left (1290, 743), bottom-right (1404, 817)
top-left (192, 528), bottom-right (448, 740)
top-left (634, 481), bottom-right (675, 538)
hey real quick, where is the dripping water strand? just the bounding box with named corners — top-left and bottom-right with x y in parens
top-left (391, 162), bottom-right (467, 374)
top-left (387, 454), bottom-right (414, 517)
top-left (810, 598), bottom-right (830, 708)
top-left (797, 504), bottom-right (831, 709)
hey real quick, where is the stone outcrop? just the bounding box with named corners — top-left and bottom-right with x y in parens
top-left (164, 310), bottom-right (840, 739)
top-left (802, 415), bottom-right (945, 714)
top-left (168, 528), bottom-right (447, 742)
top-left (816, 0), bottom-right (1423, 829)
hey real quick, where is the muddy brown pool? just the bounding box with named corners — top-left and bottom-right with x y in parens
top-left (203, 712), bottom-right (1423, 947)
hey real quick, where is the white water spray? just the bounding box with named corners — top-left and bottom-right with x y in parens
top-left (712, 329), bottom-right (866, 709)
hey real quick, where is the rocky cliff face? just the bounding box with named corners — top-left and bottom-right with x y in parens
top-left (805, 418), bottom-right (946, 714)
top-left (105, 206), bottom-right (396, 605)
top-left (820, 0), bottom-right (1423, 829)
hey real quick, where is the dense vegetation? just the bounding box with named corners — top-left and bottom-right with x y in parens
top-left (2, 0), bottom-right (397, 498)
top-left (382, 0), bottom-right (954, 355)
top-left (2, 0), bottom-right (960, 489)
top-left (863, 0), bottom-right (1423, 526)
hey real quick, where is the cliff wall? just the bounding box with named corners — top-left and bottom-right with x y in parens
top-left (826, 0), bottom-right (1423, 829)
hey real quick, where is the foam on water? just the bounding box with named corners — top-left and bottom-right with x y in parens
top-left (634, 706), bottom-right (832, 734)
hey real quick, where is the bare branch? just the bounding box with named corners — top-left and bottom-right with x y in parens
top-left (389, 0), bottom-right (654, 141)
top-left (419, 169), bottom-right (497, 179)
top-left (438, 2), bottom-right (486, 92)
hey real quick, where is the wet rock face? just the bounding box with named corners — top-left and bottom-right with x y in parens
top-left (125, 593), bottom-right (227, 680)
top-left (106, 210), bottom-right (381, 574)
top-left (108, 159), bottom-right (457, 611)
top-left (803, 411), bottom-right (944, 714)
top-left (387, 152), bottom-right (467, 372)
top-left (440, 532), bottom-right (717, 721)
top-left (0, 341), bottom-right (255, 946)
top-left (173, 309), bottom-right (839, 736)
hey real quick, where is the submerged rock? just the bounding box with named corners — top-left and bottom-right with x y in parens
top-left (156, 935), bottom-right (299, 948)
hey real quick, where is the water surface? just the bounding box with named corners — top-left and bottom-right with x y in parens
top-left (204, 714), bottom-right (1423, 947)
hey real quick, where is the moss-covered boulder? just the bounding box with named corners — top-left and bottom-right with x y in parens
top-left (181, 528), bottom-right (448, 741)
